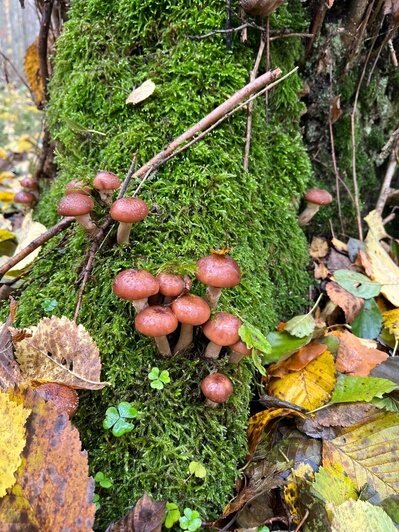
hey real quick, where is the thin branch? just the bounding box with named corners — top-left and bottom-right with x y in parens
top-left (377, 126), bottom-right (399, 164)
top-left (0, 217), bottom-right (74, 278)
top-left (388, 39), bottom-right (399, 66)
top-left (0, 51), bottom-right (32, 95)
top-left (376, 150), bottom-right (398, 213)
top-left (189, 22), bottom-right (265, 40)
top-left (38, 0), bottom-right (55, 101)
top-left (328, 117), bottom-right (344, 234)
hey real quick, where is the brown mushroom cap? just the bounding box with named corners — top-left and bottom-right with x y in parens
top-left (230, 340), bottom-right (251, 356)
top-left (304, 188), bottom-right (333, 205)
top-left (201, 373), bottom-right (233, 404)
top-left (65, 180), bottom-right (91, 195)
top-left (113, 269), bottom-right (159, 301)
top-left (110, 197), bottom-right (149, 223)
top-left (93, 171), bottom-right (121, 191)
top-left (35, 382), bottom-right (79, 418)
top-left (157, 273), bottom-right (186, 297)
top-left (57, 192), bottom-right (94, 216)
top-left (20, 177), bottom-right (38, 190)
top-left (14, 190), bottom-right (36, 204)
top-left (135, 305), bottom-right (178, 337)
top-left (202, 312), bottom-right (241, 346)
top-left (171, 294), bottom-right (211, 325)
top-left (196, 254), bottom-right (241, 288)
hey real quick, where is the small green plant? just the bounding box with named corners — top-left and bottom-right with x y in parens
top-left (94, 471), bottom-right (113, 488)
top-left (179, 508), bottom-right (201, 531)
top-left (102, 401), bottom-right (138, 437)
top-left (257, 527), bottom-right (270, 532)
top-left (188, 461), bottom-right (207, 479)
top-left (148, 367), bottom-right (170, 390)
top-left (41, 298), bottom-right (58, 314)
top-left (93, 493), bottom-right (101, 511)
top-left (164, 502), bottom-right (181, 529)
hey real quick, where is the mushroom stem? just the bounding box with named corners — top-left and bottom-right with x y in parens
top-left (173, 323), bottom-right (194, 354)
top-left (204, 398), bottom-right (219, 408)
top-left (98, 190), bottom-right (114, 206)
top-left (229, 350), bottom-right (246, 364)
top-left (154, 336), bottom-right (172, 357)
top-left (132, 299), bottom-right (149, 313)
top-left (204, 341), bottom-right (222, 359)
top-left (116, 222), bottom-right (133, 244)
top-left (298, 203), bottom-right (320, 226)
top-left (206, 286), bottom-right (222, 308)
top-left (75, 213), bottom-right (97, 233)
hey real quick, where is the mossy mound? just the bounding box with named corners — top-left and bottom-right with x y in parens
top-left (12, 0), bottom-right (311, 527)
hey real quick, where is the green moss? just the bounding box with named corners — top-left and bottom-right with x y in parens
top-left (11, 0), bottom-right (312, 527)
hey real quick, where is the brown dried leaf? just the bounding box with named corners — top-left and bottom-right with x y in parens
top-left (269, 342), bottom-right (327, 377)
top-left (12, 316), bottom-right (107, 389)
top-left (0, 388), bottom-right (95, 530)
top-left (106, 492), bottom-right (165, 532)
top-left (126, 80), bottom-right (156, 105)
top-left (331, 329), bottom-right (388, 376)
top-left (330, 96), bottom-right (342, 124)
top-left (0, 317), bottom-right (21, 390)
top-left (23, 38), bottom-right (44, 107)
top-left (326, 281), bottom-right (364, 322)
top-left (327, 249), bottom-right (351, 272)
top-left (331, 237), bottom-right (348, 253)
top-left (314, 261), bottom-right (329, 280)
top-left (356, 249), bottom-right (373, 277)
top-left (310, 237), bottom-right (329, 259)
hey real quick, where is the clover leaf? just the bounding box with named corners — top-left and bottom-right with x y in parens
top-left (102, 402), bottom-right (138, 437)
top-left (179, 508), bottom-right (201, 531)
top-left (188, 461), bottom-right (207, 479)
top-left (148, 367), bottom-right (171, 390)
top-left (164, 502), bottom-right (181, 528)
top-left (94, 471), bottom-right (113, 489)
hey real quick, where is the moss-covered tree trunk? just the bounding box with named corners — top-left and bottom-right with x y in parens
top-left (14, 0), bottom-right (313, 527)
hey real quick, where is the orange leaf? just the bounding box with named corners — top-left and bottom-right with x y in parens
top-left (269, 342), bottom-right (327, 377)
top-left (326, 281), bottom-right (364, 322)
top-left (331, 330), bottom-right (387, 376)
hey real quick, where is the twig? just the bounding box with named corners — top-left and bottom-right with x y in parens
top-left (295, 510), bottom-right (309, 532)
top-left (38, 0), bottom-right (55, 101)
top-left (269, 32), bottom-right (313, 41)
top-left (0, 51), bottom-right (32, 95)
top-left (190, 22), bottom-right (265, 40)
top-left (376, 149), bottom-right (398, 213)
top-left (0, 217), bottom-right (74, 278)
top-left (377, 126), bottom-right (399, 164)
top-left (388, 39), bottom-right (399, 66)
top-left (243, 34), bottom-right (266, 171)
top-left (265, 16), bottom-right (270, 123)
top-left (328, 116), bottom-right (344, 234)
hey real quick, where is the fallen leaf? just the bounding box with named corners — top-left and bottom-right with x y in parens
top-left (382, 308), bottom-right (399, 344)
top-left (330, 374), bottom-right (398, 405)
top-left (106, 492), bottom-right (165, 532)
top-left (311, 464), bottom-right (358, 505)
top-left (329, 499), bottom-right (396, 532)
top-left (13, 316), bottom-right (107, 389)
top-left (268, 342), bottom-right (327, 377)
top-left (0, 313), bottom-right (22, 390)
top-left (331, 237), bottom-right (347, 253)
top-left (268, 351), bottom-right (336, 411)
top-left (272, 429), bottom-right (322, 472)
top-left (266, 331), bottom-right (312, 362)
top-left (330, 95), bottom-right (342, 124)
top-left (331, 329), bottom-right (387, 376)
top-left (284, 313), bottom-right (316, 338)
top-left (365, 235), bottom-right (399, 306)
top-left (326, 249), bottom-right (352, 272)
top-left (326, 281), bottom-right (364, 322)
top-left (356, 249), bottom-right (373, 277)
top-left (350, 298), bottom-right (382, 340)
top-left (365, 210), bottom-right (390, 241)
top-left (314, 261), bottom-right (329, 280)
top-left (283, 463), bottom-right (315, 524)
top-left (126, 80), bottom-right (156, 105)
top-left (0, 390), bottom-right (30, 497)
top-left (371, 358), bottom-right (399, 385)
top-left (239, 321), bottom-right (271, 356)
top-left (310, 237), bottom-right (329, 259)
top-left (333, 269), bottom-right (381, 299)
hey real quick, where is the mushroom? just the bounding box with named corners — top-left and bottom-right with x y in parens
top-left (135, 305), bottom-right (178, 357)
top-left (201, 373), bottom-right (233, 407)
top-left (202, 312), bottom-right (241, 359)
top-left (14, 190), bottom-right (36, 210)
top-left (229, 340), bottom-right (252, 363)
top-left (93, 171), bottom-right (121, 206)
top-left (171, 294), bottom-right (211, 354)
top-left (298, 188), bottom-right (333, 226)
top-left (240, 0), bottom-right (284, 17)
top-left (57, 192), bottom-right (97, 233)
top-left (157, 273), bottom-right (186, 304)
top-left (110, 197), bottom-right (149, 245)
top-left (196, 254), bottom-right (241, 308)
top-left (113, 269), bottom-right (159, 312)
top-left (65, 180), bottom-right (91, 196)
top-left (35, 382), bottom-right (79, 418)
top-left (20, 176), bottom-right (38, 191)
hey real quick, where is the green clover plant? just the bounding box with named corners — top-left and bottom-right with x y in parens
top-left (103, 401), bottom-right (138, 437)
top-left (94, 471), bottom-right (113, 488)
top-left (179, 508), bottom-right (201, 531)
top-left (41, 298), bottom-right (58, 314)
top-left (148, 367), bottom-right (170, 390)
top-left (164, 502), bottom-right (181, 528)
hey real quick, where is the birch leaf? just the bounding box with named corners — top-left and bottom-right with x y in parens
top-left (284, 313), bottom-right (316, 338)
top-left (330, 375), bottom-right (398, 405)
top-left (364, 235), bottom-right (399, 306)
top-left (126, 80), bottom-right (156, 105)
top-left (329, 500), bottom-right (396, 532)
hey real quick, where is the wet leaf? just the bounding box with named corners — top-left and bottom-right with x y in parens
top-left (333, 269), bottom-right (381, 299)
top-left (0, 390), bottom-right (30, 497)
top-left (239, 321), bottom-right (271, 355)
top-left (311, 464), bottom-right (358, 505)
top-left (266, 331), bottom-right (312, 362)
top-left (329, 499), bottom-right (396, 531)
top-left (350, 298), bottom-right (382, 339)
top-left (106, 492), bottom-right (165, 532)
top-left (330, 375), bottom-right (398, 405)
top-left (268, 351), bottom-right (336, 411)
top-left (326, 281), bottom-right (364, 323)
top-left (268, 342), bottom-right (327, 377)
top-left (323, 411), bottom-right (399, 502)
top-left (284, 313), bottom-right (316, 338)
top-left (332, 329), bottom-right (387, 376)
top-left (126, 80), bottom-right (156, 105)
top-left (12, 316), bottom-right (107, 389)
top-left (365, 235), bottom-right (399, 306)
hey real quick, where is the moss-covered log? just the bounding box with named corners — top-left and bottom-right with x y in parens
top-left (12, 0), bottom-right (312, 527)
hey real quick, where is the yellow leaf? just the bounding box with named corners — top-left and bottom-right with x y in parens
top-left (323, 411), bottom-right (399, 500)
top-left (0, 390), bottom-right (30, 497)
top-left (364, 235), bottom-right (399, 306)
top-left (311, 464), bottom-right (358, 506)
top-left (329, 499), bottom-right (396, 532)
top-left (0, 148), bottom-right (8, 160)
top-left (364, 210), bottom-right (390, 241)
top-left (268, 351), bottom-right (336, 411)
top-left (0, 229), bottom-right (16, 243)
top-left (0, 191), bottom-right (15, 202)
top-left (0, 171), bottom-right (15, 181)
top-left (6, 135), bottom-right (36, 155)
top-left (23, 38), bottom-right (44, 107)
top-left (283, 463), bottom-right (315, 524)
top-left (382, 309), bottom-right (399, 341)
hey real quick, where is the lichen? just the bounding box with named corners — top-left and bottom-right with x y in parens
top-left (9, 0), bottom-right (312, 527)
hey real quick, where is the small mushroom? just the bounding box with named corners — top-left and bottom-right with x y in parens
top-left (171, 294), bottom-right (211, 354)
top-left (110, 197), bottom-right (149, 245)
top-left (20, 176), bottom-right (38, 191)
top-left (35, 382), bottom-right (79, 418)
top-left (113, 269), bottom-right (159, 312)
top-left (93, 171), bottom-right (121, 206)
top-left (196, 254), bottom-right (241, 308)
top-left (135, 305), bottom-right (178, 357)
top-left (201, 373), bottom-right (233, 407)
top-left (240, 0), bottom-right (284, 17)
top-left (229, 340), bottom-right (251, 363)
top-left (65, 180), bottom-right (91, 196)
top-left (298, 188), bottom-right (333, 226)
top-left (57, 192), bottom-right (97, 233)
top-left (202, 312), bottom-right (242, 359)
top-left (157, 273), bottom-right (186, 304)
top-left (14, 190), bottom-right (36, 210)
